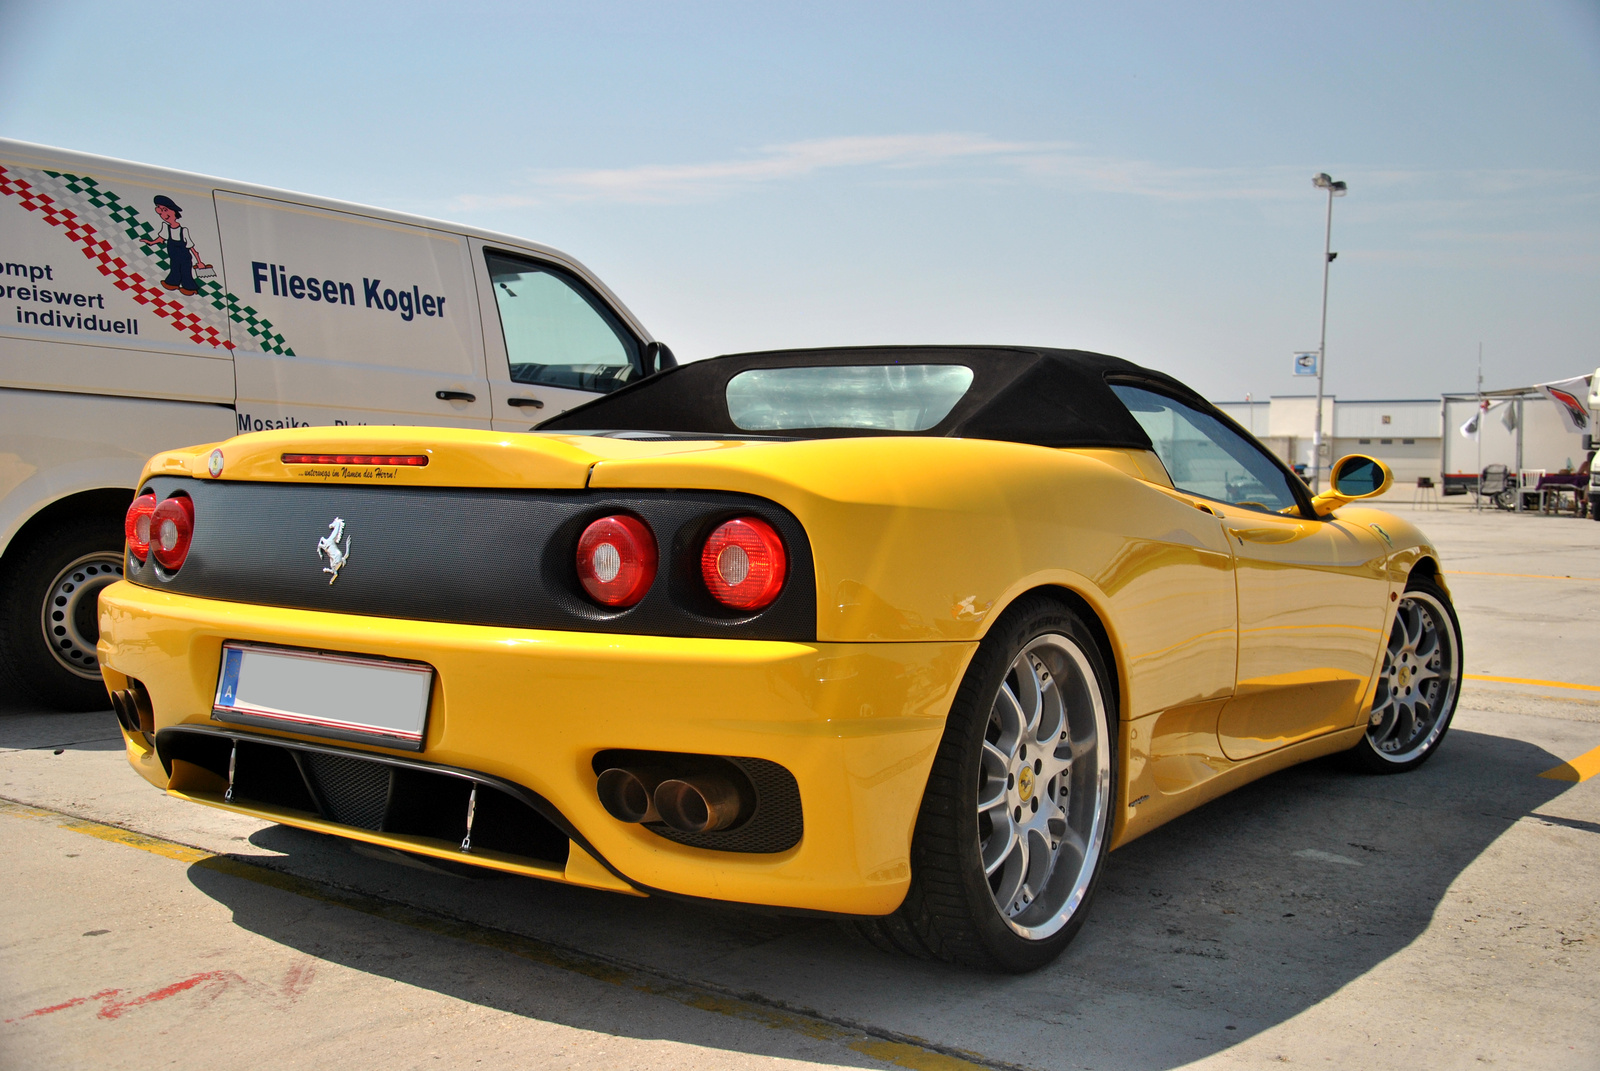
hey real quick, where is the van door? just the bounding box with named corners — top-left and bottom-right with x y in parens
top-left (469, 240), bottom-right (644, 429)
top-left (216, 193), bottom-right (490, 433)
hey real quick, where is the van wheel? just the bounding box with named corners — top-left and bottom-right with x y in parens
top-left (0, 516), bottom-right (124, 711)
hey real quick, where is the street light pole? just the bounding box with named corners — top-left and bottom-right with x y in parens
top-left (1311, 172), bottom-right (1346, 493)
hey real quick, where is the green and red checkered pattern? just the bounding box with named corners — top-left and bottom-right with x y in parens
top-left (0, 165), bottom-right (295, 356)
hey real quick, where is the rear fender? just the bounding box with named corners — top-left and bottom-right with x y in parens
top-left (590, 437), bottom-right (1236, 724)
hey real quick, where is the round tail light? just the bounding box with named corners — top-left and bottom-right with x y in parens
top-left (576, 515), bottom-right (657, 607)
top-left (701, 517), bottom-right (787, 611)
top-left (125, 493), bottom-right (157, 562)
top-left (150, 495), bottom-right (195, 571)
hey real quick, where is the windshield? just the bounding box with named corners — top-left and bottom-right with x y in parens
top-left (725, 364), bottom-right (975, 431)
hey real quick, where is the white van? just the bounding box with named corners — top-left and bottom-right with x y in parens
top-left (0, 139), bottom-right (674, 709)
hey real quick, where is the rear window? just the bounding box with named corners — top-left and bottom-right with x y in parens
top-left (725, 364), bottom-right (975, 432)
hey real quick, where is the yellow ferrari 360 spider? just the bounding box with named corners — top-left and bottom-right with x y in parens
top-left (97, 347), bottom-right (1461, 972)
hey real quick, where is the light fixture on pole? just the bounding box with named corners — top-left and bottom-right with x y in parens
top-left (1310, 171), bottom-right (1347, 493)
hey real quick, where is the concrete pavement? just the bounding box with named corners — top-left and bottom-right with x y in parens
top-left (2, 500), bottom-right (1596, 1070)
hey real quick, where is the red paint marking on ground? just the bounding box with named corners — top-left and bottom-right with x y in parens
top-left (6, 972), bottom-right (248, 1025)
top-left (97, 970), bottom-right (246, 1020)
top-left (6, 989), bottom-right (120, 1023)
top-left (280, 960), bottom-right (317, 1001)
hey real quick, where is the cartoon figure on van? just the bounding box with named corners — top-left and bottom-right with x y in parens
top-left (139, 195), bottom-right (210, 295)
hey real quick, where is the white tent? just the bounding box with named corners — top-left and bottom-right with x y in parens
top-left (1440, 374), bottom-right (1594, 503)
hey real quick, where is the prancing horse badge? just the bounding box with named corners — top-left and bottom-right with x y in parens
top-left (317, 517), bottom-right (352, 584)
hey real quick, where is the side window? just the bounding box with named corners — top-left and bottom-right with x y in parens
top-left (485, 252), bottom-right (640, 393)
top-left (1110, 383), bottom-right (1305, 515)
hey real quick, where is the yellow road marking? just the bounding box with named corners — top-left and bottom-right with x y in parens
top-left (0, 798), bottom-right (1002, 1071)
top-left (1539, 745), bottom-right (1600, 783)
top-left (43, 807), bottom-right (213, 863)
top-left (1465, 674), bottom-right (1600, 693)
top-left (1446, 570), bottom-right (1600, 581)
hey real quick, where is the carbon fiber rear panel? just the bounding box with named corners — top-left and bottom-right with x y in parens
top-left (128, 478), bottom-right (815, 640)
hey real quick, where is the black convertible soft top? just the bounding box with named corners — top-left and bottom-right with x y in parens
top-left (537, 345), bottom-right (1206, 450)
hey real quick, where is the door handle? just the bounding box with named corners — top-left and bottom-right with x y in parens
top-left (1226, 525), bottom-right (1302, 545)
top-left (435, 390), bottom-right (477, 403)
top-left (507, 397), bottom-right (545, 409)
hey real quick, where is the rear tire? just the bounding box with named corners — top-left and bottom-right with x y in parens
top-left (855, 594), bottom-right (1116, 972)
top-left (1346, 575), bottom-right (1462, 774)
top-left (0, 515), bottom-right (124, 711)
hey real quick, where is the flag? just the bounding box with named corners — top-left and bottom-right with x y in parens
top-left (1535, 376), bottom-right (1593, 435)
top-left (1501, 402), bottom-right (1517, 432)
top-left (1460, 400), bottom-right (1490, 439)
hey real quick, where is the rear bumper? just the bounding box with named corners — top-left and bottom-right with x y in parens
top-left (97, 580), bottom-right (975, 914)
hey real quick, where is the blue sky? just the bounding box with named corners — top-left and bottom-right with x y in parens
top-left (3, 1), bottom-right (1596, 399)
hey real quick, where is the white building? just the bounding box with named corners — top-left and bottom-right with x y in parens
top-left (1212, 395), bottom-right (1441, 494)
top-left (1213, 387), bottom-right (1592, 498)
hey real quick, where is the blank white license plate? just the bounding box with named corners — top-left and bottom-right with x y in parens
top-left (212, 642), bottom-right (433, 750)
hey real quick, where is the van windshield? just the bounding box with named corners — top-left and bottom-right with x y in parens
top-left (486, 253), bottom-right (639, 393)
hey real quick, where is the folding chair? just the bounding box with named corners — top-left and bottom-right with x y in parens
top-left (1479, 465), bottom-right (1513, 510)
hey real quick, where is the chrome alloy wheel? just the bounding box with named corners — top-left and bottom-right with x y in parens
top-left (39, 552), bottom-right (124, 679)
top-left (1367, 590), bottom-right (1459, 763)
top-left (977, 633), bottom-right (1111, 940)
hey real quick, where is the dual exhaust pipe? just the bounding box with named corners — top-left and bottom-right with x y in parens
top-left (110, 683), bottom-right (153, 736)
top-left (596, 766), bottom-right (745, 834)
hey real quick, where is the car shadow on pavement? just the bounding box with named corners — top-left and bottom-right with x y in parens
top-left (0, 708), bottom-right (123, 753)
top-left (186, 725), bottom-right (1581, 1071)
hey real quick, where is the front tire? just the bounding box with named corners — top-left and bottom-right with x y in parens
top-left (1346, 576), bottom-right (1462, 774)
top-left (854, 595), bottom-right (1116, 972)
top-left (0, 516), bottom-right (124, 711)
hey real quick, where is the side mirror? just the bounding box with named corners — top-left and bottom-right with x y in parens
top-left (1310, 454), bottom-right (1393, 516)
top-left (640, 341), bottom-right (677, 376)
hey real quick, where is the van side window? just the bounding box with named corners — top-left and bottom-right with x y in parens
top-left (1110, 382), bottom-right (1305, 515)
top-left (485, 252), bottom-right (640, 393)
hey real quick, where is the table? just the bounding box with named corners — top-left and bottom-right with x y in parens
top-left (1535, 473), bottom-right (1587, 516)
